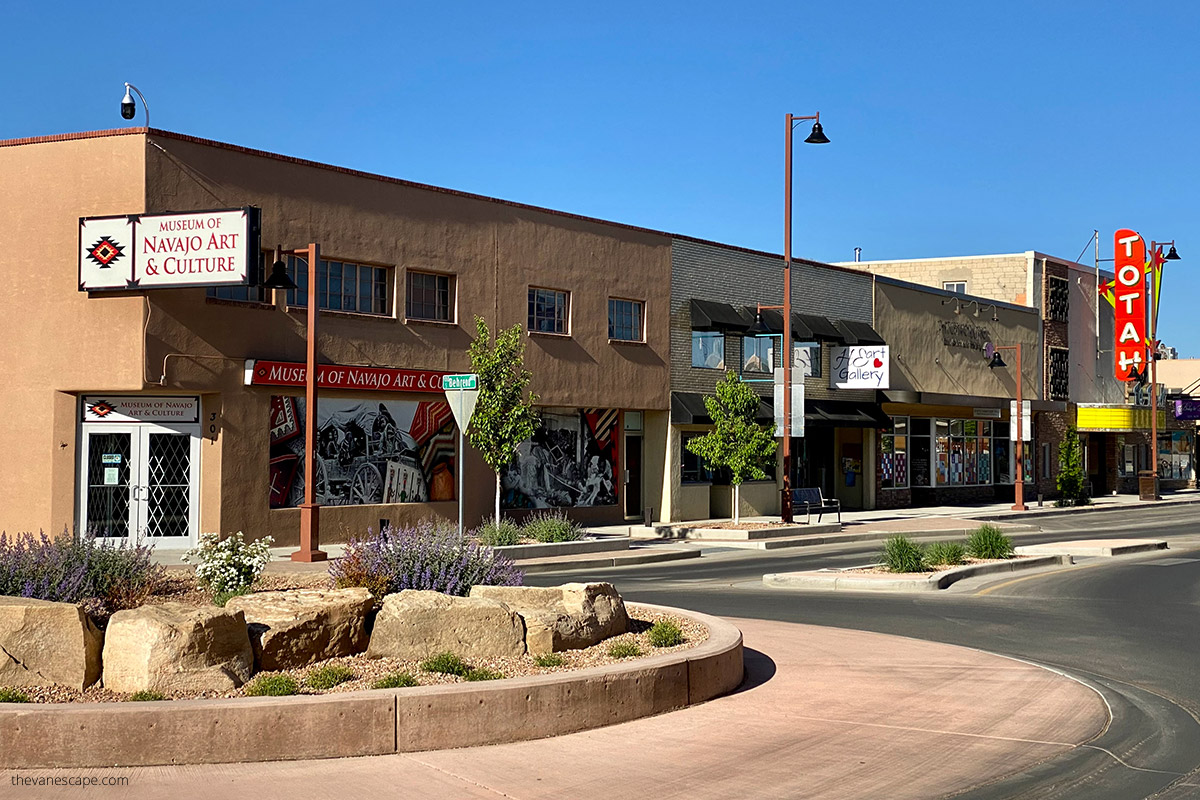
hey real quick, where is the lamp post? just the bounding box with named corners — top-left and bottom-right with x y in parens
top-left (263, 244), bottom-right (328, 561)
top-left (1146, 239), bottom-right (1182, 499)
top-left (780, 112), bottom-right (830, 523)
top-left (988, 344), bottom-right (1027, 511)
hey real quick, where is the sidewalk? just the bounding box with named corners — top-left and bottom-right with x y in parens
top-left (8, 617), bottom-right (1108, 800)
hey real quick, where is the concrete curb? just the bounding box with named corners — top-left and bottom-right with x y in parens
top-left (497, 536), bottom-right (630, 561)
top-left (699, 524), bottom-right (1040, 552)
top-left (519, 548), bottom-right (703, 573)
top-left (763, 555), bottom-right (1072, 593)
top-left (973, 494), bottom-right (1200, 522)
top-left (0, 605), bottom-right (742, 769)
top-left (1015, 539), bottom-right (1168, 557)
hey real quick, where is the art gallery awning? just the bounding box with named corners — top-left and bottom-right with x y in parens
top-left (689, 299), bottom-right (750, 332)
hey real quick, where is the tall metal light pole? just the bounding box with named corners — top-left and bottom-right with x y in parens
top-left (263, 244), bottom-right (328, 561)
top-left (1146, 239), bottom-right (1181, 500)
top-left (781, 112), bottom-right (829, 523)
top-left (989, 344), bottom-right (1027, 511)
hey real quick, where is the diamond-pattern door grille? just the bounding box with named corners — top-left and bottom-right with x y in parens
top-left (86, 433), bottom-right (131, 538)
top-left (145, 433), bottom-right (190, 538)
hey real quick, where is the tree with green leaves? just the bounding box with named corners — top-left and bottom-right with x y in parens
top-left (467, 316), bottom-right (540, 524)
top-left (1056, 425), bottom-right (1089, 506)
top-left (685, 371), bottom-right (778, 524)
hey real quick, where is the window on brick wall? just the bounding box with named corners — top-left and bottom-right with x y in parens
top-left (943, 281), bottom-right (967, 294)
top-left (1048, 347), bottom-right (1070, 400)
top-left (1047, 276), bottom-right (1069, 322)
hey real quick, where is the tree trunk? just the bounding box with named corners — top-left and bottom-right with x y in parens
top-left (733, 484), bottom-right (740, 525)
top-left (495, 471), bottom-right (501, 526)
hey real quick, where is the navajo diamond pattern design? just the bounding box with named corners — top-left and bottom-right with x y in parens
top-left (145, 433), bottom-right (190, 538)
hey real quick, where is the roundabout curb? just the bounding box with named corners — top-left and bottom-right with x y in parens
top-left (0, 605), bottom-right (742, 769)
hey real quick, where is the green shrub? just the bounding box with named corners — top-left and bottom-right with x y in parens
top-left (465, 668), bottom-right (504, 681)
top-left (420, 652), bottom-right (472, 677)
top-left (607, 641), bottom-right (642, 659)
top-left (127, 690), bottom-right (166, 702)
top-left (1056, 425), bottom-right (1091, 507)
top-left (474, 518), bottom-right (522, 547)
top-left (647, 619), bottom-right (685, 648)
top-left (522, 510), bottom-right (585, 543)
top-left (372, 672), bottom-right (419, 689)
top-left (212, 586), bottom-right (253, 607)
top-left (533, 653), bottom-right (565, 668)
top-left (0, 687), bottom-right (30, 703)
top-left (303, 664), bottom-right (355, 690)
top-left (182, 531), bottom-right (273, 596)
top-left (880, 535), bottom-right (927, 573)
top-left (244, 674), bottom-right (299, 697)
top-left (925, 541), bottom-right (967, 567)
top-left (966, 525), bottom-right (1014, 559)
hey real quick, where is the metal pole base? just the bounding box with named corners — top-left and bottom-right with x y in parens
top-left (291, 503), bottom-right (328, 562)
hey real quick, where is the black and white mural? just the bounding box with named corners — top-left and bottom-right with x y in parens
top-left (501, 408), bottom-right (619, 509)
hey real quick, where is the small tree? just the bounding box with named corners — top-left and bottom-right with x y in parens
top-left (685, 371), bottom-right (778, 523)
top-left (1056, 425), bottom-right (1089, 506)
top-left (467, 316), bottom-right (540, 523)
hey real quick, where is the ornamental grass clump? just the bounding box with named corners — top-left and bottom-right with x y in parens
top-left (182, 531), bottom-right (273, 596)
top-left (419, 651), bottom-right (472, 677)
top-left (330, 520), bottom-right (523, 601)
top-left (303, 664), bottom-right (355, 690)
top-left (533, 653), bottom-right (565, 668)
top-left (464, 667), bottom-right (504, 682)
top-left (522, 510), bottom-right (585, 543)
top-left (0, 528), bottom-right (164, 618)
top-left (647, 619), bottom-right (685, 648)
top-left (925, 540), bottom-right (967, 567)
top-left (607, 641), bottom-right (642, 659)
top-left (966, 525), bottom-right (1014, 559)
top-left (0, 687), bottom-right (30, 703)
top-left (474, 518), bottom-right (522, 547)
top-left (244, 674), bottom-right (299, 697)
top-left (880, 535), bottom-right (928, 573)
top-left (372, 672), bottom-right (419, 689)
top-left (127, 690), bottom-right (166, 702)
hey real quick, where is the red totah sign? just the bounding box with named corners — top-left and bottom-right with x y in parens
top-left (1112, 230), bottom-right (1147, 382)
top-left (244, 360), bottom-right (450, 392)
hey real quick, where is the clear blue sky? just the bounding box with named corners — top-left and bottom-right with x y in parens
top-left (6, 1), bottom-right (1198, 353)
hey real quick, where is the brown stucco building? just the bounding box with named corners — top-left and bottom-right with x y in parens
top-left (0, 128), bottom-right (675, 547)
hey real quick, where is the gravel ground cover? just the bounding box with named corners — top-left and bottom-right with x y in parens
top-left (9, 598), bottom-right (706, 704)
top-left (845, 556), bottom-right (1031, 576)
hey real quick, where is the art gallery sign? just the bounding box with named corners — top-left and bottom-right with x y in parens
top-left (829, 345), bottom-right (890, 390)
top-left (79, 207), bottom-right (261, 291)
top-left (245, 360), bottom-right (451, 392)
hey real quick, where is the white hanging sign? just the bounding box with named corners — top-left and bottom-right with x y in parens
top-left (773, 369), bottom-right (804, 438)
top-left (829, 345), bottom-right (890, 389)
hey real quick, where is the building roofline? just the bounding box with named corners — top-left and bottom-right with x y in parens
top-left (0, 126), bottom-right (862, 276)
top-left (834, 250), bottom-right (1101, 273)
top-left (871, 273), bottom-right (1034, 314)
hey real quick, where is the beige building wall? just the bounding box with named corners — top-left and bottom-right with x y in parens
top-left (842, 254), bottom-right (1033, 306)
top-left (0, 132), bottom-right (149, 535)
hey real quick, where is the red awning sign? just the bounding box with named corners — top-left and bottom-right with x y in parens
top-left (244, 360), bottom-right (450, 392)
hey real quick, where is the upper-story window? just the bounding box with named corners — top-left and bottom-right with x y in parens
top-left (1047, 276), bottom-right (1069, 322)
top-left (287, 256), bottom-right (390, 315)
top-left (1048, 347), bottom-right (1070, 401)
top-left (528, 287), bottom-right (570, 334)
top-left (793, 342), bottom-right (822, 378)
top-left (405, 270), bottom-right (455, 322)
top-left (206, 251), bottom-right (267, 303)
top-left (742, 336), bottom-right (772, 373)
top-left (608, 298), bottom-right (644, 342)
top-left (943, 281), bottom-right (967, 294)
top-left (692, 331), bottom-right (725, 369)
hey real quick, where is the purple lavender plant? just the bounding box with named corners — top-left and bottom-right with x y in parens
top-left (329, 519), bottom-right (523, 600)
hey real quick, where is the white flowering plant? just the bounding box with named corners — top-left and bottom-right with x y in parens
top-left (181, 531), bottom-right (274, 595)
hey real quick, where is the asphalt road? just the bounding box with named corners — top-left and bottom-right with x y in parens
top-left (531, 504), bottom-right (1200, 799)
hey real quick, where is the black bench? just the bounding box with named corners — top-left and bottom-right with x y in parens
top-left (791, 488), bottom-right (841, 524)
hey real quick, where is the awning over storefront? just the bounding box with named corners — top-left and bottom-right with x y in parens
top-left (734, 307), bottom-right (882, 344)
top-left (831, 319), bottom-right (886, 345)
top-left (671, 392), bottom-right (889, 428)
top-left (689, 299), bottom-right (750, 332)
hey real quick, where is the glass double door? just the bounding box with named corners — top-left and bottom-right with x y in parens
top-left (80, 424), bottom-right (199, 546)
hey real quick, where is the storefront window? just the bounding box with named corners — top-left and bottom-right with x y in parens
top-left (681, 433), bottom-right (713, 483)
top-left (1159, 431), bottom-right (1195, 480)
top-left (908, 416), bottom-right (1024, 487)
top-left (880, 416), bottom-right (908, 489)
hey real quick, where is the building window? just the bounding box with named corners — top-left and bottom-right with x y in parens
top-left (793, 342), bottom-right (822, 378)
top-left (880, 416), bottom-right (909, 489)
top-left (692, 331), bottom-right (725, 369)
top-left (405, 271), bottom-right (455, 322)
top-left (528, 287), bottom-right (570, 334)
top-left (943, 281), bottom-right (967, 294)
top-left (1047, 276), bottom-right (1070, 322)
top-left (207, 251), bottom-right (267, 302)
top-left (608, 298), bottom-right (644, 341)
top-left (1048, 347), bottom-right (1069, 401)
top-left (287, 256), bottom-right (390, 315)
top-left (742, 336), bottom-right (772, 373)
top-left (681, 434), bottom-right (713, 483)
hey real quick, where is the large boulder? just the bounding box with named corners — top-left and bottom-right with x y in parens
top-left (226, 588), bottom-right (374, 670)
top-left (367, 590), bottom-right (525, 660)
top-left (102, 602), bottom-right (253, 693)
top-left (470, 583), bottom-right (628, 655)
top-left (0, 597), bottom-right (102, 690)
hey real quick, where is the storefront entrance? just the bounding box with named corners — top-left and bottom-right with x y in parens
top-left (78, 397), bottom-right (201, 548)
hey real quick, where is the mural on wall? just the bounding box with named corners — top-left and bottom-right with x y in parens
top-left (501, 409), bottom-right (619, 509)
top-left (269, 397), bottom-right (456, 508)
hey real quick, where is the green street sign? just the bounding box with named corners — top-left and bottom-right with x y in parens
top-left (442, 373), bottom-right (478, 391)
